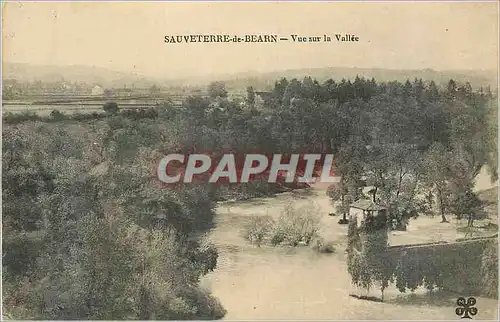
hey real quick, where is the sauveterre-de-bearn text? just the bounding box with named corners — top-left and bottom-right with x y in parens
top-left (164, 34), bottom-right (360, 43)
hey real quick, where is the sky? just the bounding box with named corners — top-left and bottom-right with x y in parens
top-left (2, 1), bottom-right (499, 79)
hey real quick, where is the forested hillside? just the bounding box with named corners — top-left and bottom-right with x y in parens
top-left (211, 68), bottom-right (498, 91)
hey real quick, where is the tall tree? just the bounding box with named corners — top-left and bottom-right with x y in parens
top-left (422, 142), bottom-right (452, 223)
top-left (208, 81), bottom-right (228, 99)
top-left (246, 86), bottom-right (255, 106)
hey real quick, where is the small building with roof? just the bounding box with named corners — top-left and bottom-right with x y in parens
top-left (91, 85), bottom-right (104, 96)
top-left (349, 199), bottom-right (388, 229)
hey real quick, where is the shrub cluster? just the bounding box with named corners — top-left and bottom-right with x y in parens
top-left (243, 203), bottom-right (324, 248)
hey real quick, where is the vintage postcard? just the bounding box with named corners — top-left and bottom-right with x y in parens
top-left (1, 1), bottom-right (499, 320)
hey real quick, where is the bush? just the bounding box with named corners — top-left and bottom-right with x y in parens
top-left (312, 237), bottom-right (336, 254)
top-left (119, 107), bottom-right (159, 120)
top-left (228, 179), bottom-right (284, 201)
top-left (50, 109), bottom-right (66, 121)
top-left (269, 203), bottom-right (321, 246)
top-left (243, 215), bottom-right (274, 247)
top-left (103, 102), bottom-right (119, 114)
top-left (171, 287), bottom-right (226, 320)
top-left (243, 203), bottom-right (322, 248)
top-left (326, 183), bottom-right (342, 200)
top-left (72, 112), bottom-right (106, 121)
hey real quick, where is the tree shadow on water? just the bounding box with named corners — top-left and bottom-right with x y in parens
top-left (290, 188), bottom-right (316, 198)
top-left (385, 290), bottom-right (460, 307)
top-left (218, 198), bottom-right (268, 211)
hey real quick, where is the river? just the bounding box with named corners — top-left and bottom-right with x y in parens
top-left (201, 170), bottom-right (498, 320)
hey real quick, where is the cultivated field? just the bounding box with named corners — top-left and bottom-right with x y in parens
top-left (1, 93), bottom-right (195, 116)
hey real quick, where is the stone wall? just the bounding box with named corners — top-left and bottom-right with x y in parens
top-left (385, 236), bottom-right (498, 298)
top-left (347, 212), bottom-right (498, 299)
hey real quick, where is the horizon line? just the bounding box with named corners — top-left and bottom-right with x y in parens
top-left (3, 61), bottom-right (497, 82)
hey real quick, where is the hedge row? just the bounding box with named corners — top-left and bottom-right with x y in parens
top-left (347, 216), bottom-right (498, 299)
top-left (3, 107), bottom-right (159, 124)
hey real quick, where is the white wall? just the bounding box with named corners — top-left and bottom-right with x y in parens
top-left (349, 207), bottom-right (365, 228)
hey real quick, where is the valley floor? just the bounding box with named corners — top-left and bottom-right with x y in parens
top-left (202, 179), bottom-right (499, 320)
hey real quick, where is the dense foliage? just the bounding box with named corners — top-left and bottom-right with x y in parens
top-left (3, 75), bottom-right (497, 317)
top-left (347, 212), bottom-right (391, 298)
top-left (317, 78), bottom-right (497, 227)
top-left (2, 119), bottom-right (224, 319)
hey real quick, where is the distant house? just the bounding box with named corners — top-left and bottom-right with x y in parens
top-left (349, 200), bottom-right (388, 228)
top-left (91, 85), bottom-right (104, 96)
top-left (61, 81), bottom-right (71, 90)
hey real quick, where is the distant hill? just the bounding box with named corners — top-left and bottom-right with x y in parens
top-left (2, 62), bottom-right (164, 88)
top-left (3, 62), bottom-right (497, 92)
